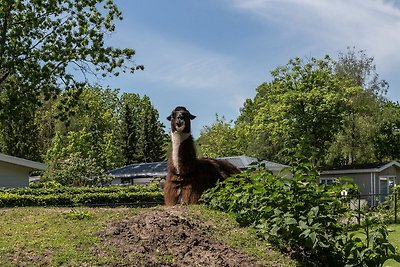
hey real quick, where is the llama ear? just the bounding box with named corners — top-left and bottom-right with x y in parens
top-left (167, 115), bottom-right (172, 121)
top-left (189, 114), bottom-right (196, 120)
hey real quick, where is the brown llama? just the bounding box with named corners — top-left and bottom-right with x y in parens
top-left (164, 106), bottom-right (241, 206)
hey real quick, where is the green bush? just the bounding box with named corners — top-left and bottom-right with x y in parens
top-left (0, 183), bottom-right (163, 207)
top-left (201, 165), bottom-right (399, 266)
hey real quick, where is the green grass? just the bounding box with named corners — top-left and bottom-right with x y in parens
top-left (349, 223), bottom-right (400, 267)
top-left (385, 224), bottom-right (400, 267)
top-left (0, 207), bottom-right (139, 266)
top-left (186, 205), bottom-right (296, 266)
top-left (0, 206), bottom-right (295, 266)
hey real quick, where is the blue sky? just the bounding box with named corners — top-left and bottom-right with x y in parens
top-left (102, 0), bottom-right (400, 137)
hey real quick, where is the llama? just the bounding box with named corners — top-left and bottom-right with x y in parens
top-left (164, 106), bottom-right (241, 206)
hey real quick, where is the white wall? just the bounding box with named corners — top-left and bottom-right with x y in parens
top-left (0, 161), bottom-right (30, 188)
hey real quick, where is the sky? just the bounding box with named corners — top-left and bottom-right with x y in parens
top-left (100, 0), bottom-right (400, 137)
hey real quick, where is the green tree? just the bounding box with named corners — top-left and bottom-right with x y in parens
top-left (44, 86), bottom-right (123, 175)
top-left (0, 77), bottom-right (40, 160)
top-left (326, 48), bottom-right (392, 165)
top-left (374, 101), bottom-right (400, 162)
top-left (235, 50), bottom-right (397, 166)
top-left (0, 0), bottom-right (141, 160)
top-left (121, 93), bottom-right (141, 164)
top-left (335, 48), bottom-right (388, 96)
top-left (45, 130), bottom-right (113, 186)
top-left (136, 96), bottom-right (167, 162)
top-left (237, 56), bottom-right (351, 166)
top-left (197, 115), bottom-right (246, 157)
top-left (121, 93), bottom-right (167, 163)
top-left (0, 0), bottom-right (142, 93)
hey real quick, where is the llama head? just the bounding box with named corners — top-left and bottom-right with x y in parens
top-left (167, 106), bottom-right (196, 133)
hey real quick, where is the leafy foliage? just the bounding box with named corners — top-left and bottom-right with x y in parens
top-left (0, 0), bottom-right (143, 163)
top-left (342, 215), bottom-right (399, 267)
top-left (121, 93), bottom-right (167, 164)
top-left (203, 55), bottom-right (353, 165)
top-left (199, 50), bottom-right (400, 166)
top-left (0, 0), bottom-right (142, 93)
top-left (0, 182), bottom-right (163, 207)
top-left (373, 101), bottom-right (400, 162)
top-left (326, 48), bottom-right (393, 165)
top-left (201, 166), bottom-right (399, 266)
top-left (0, 77), bottom-right (41, 160)
top-left (39, 87), bottom-right (167, 185)
top-left (197, 115), bottom-right (245, 157)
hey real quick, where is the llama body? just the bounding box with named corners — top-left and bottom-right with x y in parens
top-left (164, 106), bottom-right (240, 206)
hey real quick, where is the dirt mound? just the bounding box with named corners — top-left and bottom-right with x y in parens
top-left (99, 206), bottom-right (266, 267)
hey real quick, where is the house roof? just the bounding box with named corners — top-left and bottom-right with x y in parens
top-left (322, 161), bottom-right (400, 175)
top-left (259, 160), bottom-right (290, 171)
top-left (107, 161), bottom-right (168, 178)
top-left (0, 153), bottom-right (46, 171)
top-left (219, 155), bottom-right (258, 169)
top-left (107, 156), bottom-right (289, 179)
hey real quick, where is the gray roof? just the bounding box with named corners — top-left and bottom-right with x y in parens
top-left (259, 160), bottom-right (289, 171)
top-left (219, 155), bottom-right (258, 169)
top-left (322, 161), bottom-right (400, 175)
top-left (107, 156), bottom-right (289, 179)
top-left (107, 161), bottom-right (167, 178)
top-left (0, 153), bottom-right (46, 170)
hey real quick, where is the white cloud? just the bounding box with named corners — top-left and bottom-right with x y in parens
top-left (114, 26), bottom-right (245, 93)
top-left (227, 0), bottom-right (400, 71)
top-left (106, 23), bottom-right (254, 135)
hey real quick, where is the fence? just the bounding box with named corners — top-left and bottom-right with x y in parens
top-left (342, 192), bottom-right (398, 224)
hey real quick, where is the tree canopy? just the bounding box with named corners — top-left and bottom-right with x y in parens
top-left (198, 49), bottom-right (400, 167)
top-left (0, 0), bottom-right (142, 97)
top-left (42, 87), bottom-right (167, 185)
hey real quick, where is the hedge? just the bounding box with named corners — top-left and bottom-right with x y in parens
top-left (0, 184), bottom-right (164, 207)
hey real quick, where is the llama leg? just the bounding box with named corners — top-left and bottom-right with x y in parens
top-left (179, 184), bottom-right (202, 204)
top-left (163, 181), bottom-right (179, 206)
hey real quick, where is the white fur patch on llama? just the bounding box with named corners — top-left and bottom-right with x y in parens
top-left (171, 132), bottom-right (190, 174)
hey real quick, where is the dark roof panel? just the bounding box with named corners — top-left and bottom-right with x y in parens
top-left (326, 162), bottom-right (389, 171)
top-left (219, 155), bottom-right (258, 169)
top-left (107, 156), bottom-right (290, 179)
top-left (107, 162), bottom-right (168, 178)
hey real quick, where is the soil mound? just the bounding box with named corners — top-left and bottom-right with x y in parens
top-left (99, 206), bottom-right (266, 267)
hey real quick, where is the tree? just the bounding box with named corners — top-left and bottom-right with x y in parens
top-left (237, 56), bottom-right (351, 166)
top-left (121, 93), bottom-right (167, 163)
top-left (42, 88), bottom-right (167, 185)
top-left (0, 0), bottom-right (142, 93)
top-left (44, 130), bottom-right (113, 186)
top-left (136, 96), bottom-right (167, 162)
top-left (0, 77), bottom-right (40, 160)
top-left (326, 48), bottom-right (392, 165)
top-left (0, 0), bottom-right (142, 159)
top-left (197, 115), bottom-right (245, 158)
top-left (374, 102), bottom-right (400, 162)
top-left (335, 47), bottom-right (388, 96)
top-left (234, 50), bottom-right (397, 167)
top-left (121, 93), bottom-right (141, 164)
top-left (44, 86), bottom-right (123, 175)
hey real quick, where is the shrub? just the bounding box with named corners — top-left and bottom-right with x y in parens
top-left (201, 165), bottom-right (399, 266)
top-left (0, 183), bottom-right (163, 207)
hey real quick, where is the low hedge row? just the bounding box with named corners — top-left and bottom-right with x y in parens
top-left (0, 183), bottom-right (161, 196)
top-left (0, 184), bottom-right (164, 207)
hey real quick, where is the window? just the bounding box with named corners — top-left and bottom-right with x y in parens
top-left (121, 178), bottom-right (133, 185)
top-left (379, 176), bottom-right (396, 195)
top-left (378, 176), bottom-right (396, 202)
top-left (320, 178), bottom-right (336, 185)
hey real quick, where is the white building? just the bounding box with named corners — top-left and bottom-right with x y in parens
top-left (0, 153), bottom-right (46, 188)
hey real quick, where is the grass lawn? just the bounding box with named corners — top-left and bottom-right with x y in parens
top-left (0, 207), bottom-right (139, 266)
top-left (0, 206), bottom-right (295, 267)
top-left (385, 224), bottom-right (400, 267)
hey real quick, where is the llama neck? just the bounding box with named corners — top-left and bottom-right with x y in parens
top-left (171, 131), bottom-right (196, 174)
